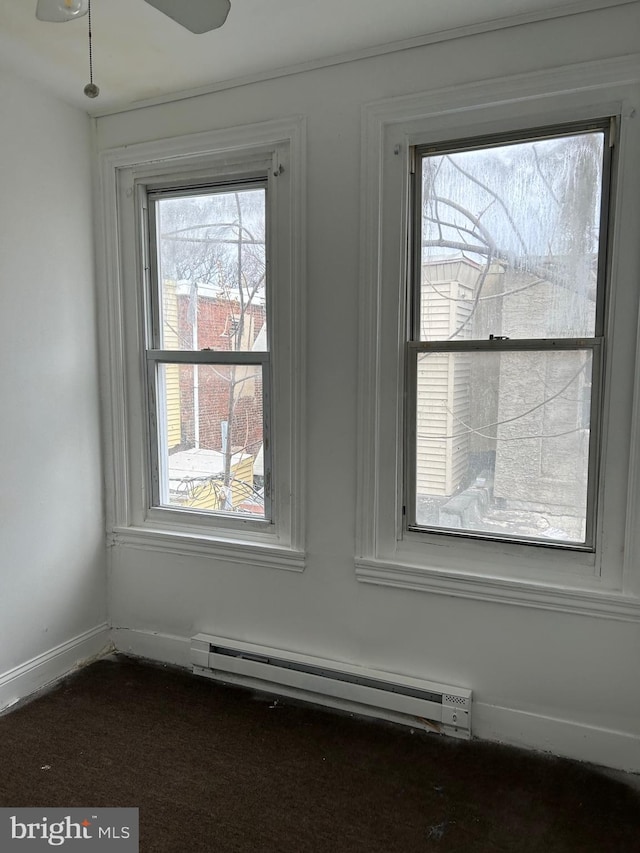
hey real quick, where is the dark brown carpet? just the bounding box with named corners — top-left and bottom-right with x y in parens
top-left (0, 656), bottom-right (638, 852)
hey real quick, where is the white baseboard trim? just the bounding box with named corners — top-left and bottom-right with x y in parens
top-left (111, 627), bottom-right (192, 668)
top-left (0, 623), bottom-right (112, 713)
top-left (474, 702), bottom-right (640, 774)
top-left (109, 628), bottom-right (640, 774)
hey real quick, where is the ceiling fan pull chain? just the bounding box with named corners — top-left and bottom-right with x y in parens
top-left (83, 0), bottom-right (99, 98)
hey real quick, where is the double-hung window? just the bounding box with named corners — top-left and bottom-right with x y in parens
top-left (101, 120), bottom-right (305, 565)
top-left (406, 121), bottom-right (611, 550)
top-left (146, 180), bottom-right (271, 521)
top-left (357, 60), bottom-right (640, 611)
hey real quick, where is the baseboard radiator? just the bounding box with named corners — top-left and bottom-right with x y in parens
top-left (191, 633), bottom-right (472, 739)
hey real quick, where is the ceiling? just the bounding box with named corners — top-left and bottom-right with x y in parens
top-left (0, 0), bottom-right (631, 115)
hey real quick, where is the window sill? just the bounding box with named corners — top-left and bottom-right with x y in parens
top-left (110, 526), bottom-right (306, 572)
top-left (354, 557), bottom-right (640, 622)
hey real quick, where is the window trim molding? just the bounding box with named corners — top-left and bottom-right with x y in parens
top-left (109, 526), bottom-right (305, 572)
top-left (355, 557), bottom-right (640, 622)
top-left (355, 55), bottom-right (640, 618)
top-left (97, 117), bottom-right (306, 568)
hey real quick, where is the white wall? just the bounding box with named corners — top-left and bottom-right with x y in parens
top-left (0, 71), bottom-right (108, 706)
top-left (97, 4), bottom-right (640, 771)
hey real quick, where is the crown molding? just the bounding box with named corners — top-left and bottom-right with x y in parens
top-left (91, 0), bottom-right (639, 118)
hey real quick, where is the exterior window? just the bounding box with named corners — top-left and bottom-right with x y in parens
top-left (358, 65), bottom-right (640, 610)
top-left (406, 122), bottom-right (611, 549)
top-left (146, 182), bottom-right (271, 521)
top-left (100, 121), bottom-right (304, 564)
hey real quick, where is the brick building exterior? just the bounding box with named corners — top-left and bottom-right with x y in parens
top-left (161, 280), bottom-right (267, 514)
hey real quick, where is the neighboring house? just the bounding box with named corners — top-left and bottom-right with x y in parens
top-left (419, 256), bottom-right (592, 539)
top-left (417, 257), bottom-right (503, 497)
top-left (161, 279), bottom-right (266, 512)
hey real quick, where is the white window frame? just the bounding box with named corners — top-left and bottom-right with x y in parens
top-left (405, 119), bottom-right (611, 552)
top-left (145, 176), bottom-right (273, 522)
top-left (98, 118), bottom-right (306, 571)
top-left (356, 56), bottom-right (640, 619)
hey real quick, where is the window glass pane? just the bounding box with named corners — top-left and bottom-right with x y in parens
top-left (419, 132), bottom-right (604, 340)
top-left (414, 349), bottom-right (593, 544)
top-left (155, 188), bottom-right (267, 352)
top-left (157, 363), bottom-right (266, 518)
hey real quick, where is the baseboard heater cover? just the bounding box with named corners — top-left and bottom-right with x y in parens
top-left (191, 634), bottom-right (471, 739)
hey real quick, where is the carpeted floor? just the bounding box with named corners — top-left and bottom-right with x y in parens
top-left (0, 656), bottom-right (638, 852)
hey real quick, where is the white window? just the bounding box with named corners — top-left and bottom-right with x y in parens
top-left (146, 180), bottom-right (271, 522)
top-left (356, 58), bottom-right (640, 617)
top-left (99, 119), bottom-right (305, 569)
top-left (406, 121), bottom-right (609, 551)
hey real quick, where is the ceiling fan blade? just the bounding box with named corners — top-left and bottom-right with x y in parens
top-left (36, 0), bottom-right (88, 22)
top-left (143, 0), bottom-right (231, 34)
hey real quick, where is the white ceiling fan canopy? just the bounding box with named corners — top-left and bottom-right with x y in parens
top-left (143, 0), bottom-right (231, 33)
top-left (36, 0), bottom-right (88, 22)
